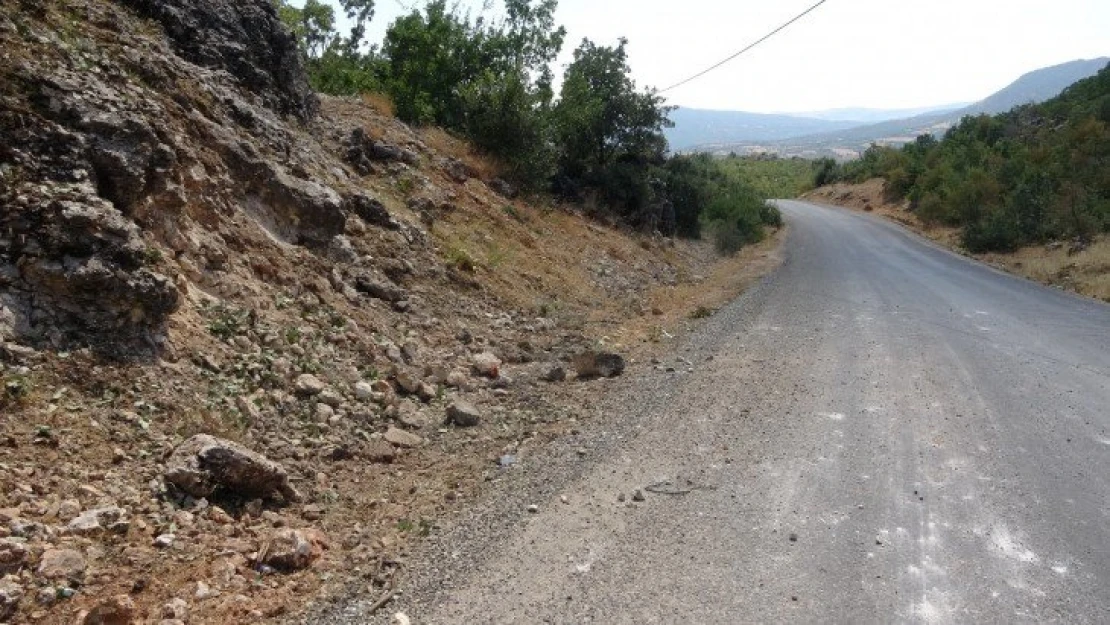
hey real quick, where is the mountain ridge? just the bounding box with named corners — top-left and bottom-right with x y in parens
top-left (670, 57), bottom-right (1110, 157)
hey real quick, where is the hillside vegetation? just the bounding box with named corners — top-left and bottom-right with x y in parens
top-left (276, 0), bottom-right (781, 246)
top-left (816, 63), bottom-right (1110, 253)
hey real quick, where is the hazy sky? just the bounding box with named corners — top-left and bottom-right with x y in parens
top-left (335, 0), bottom-right (1109, 113)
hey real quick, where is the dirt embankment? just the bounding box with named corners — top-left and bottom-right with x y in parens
top-left (0, 1), bottom-right (782, 623)
top-left (804, 180), bottom-right (1110, 302)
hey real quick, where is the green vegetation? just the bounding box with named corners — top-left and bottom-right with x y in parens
top-left (717, 155), bottom-right (815, 199)
top-left (815, 64), bottom-right (1109, 252)
top-left (273, 0), bottom-right (778, 253)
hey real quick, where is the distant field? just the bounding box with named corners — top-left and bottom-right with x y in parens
top-left (722, 156), bottom-right (815, 199)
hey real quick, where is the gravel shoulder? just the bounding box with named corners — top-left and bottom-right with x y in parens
top-left (322, 200), bottom-right (1110, 624)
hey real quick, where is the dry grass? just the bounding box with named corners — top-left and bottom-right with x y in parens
top-left (806, 181), bottom-right (1110, 302)
top-left (359, 91), bottom-right (395, 117)
top-left (420, 126), bottom-right (503, 180)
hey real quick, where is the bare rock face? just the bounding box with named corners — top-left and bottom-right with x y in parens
top-left (164, 434), bottom-right (301, 503)
top-left (114, 0), bottom-right (318, 120)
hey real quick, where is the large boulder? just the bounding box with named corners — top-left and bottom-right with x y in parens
top-left (164, 434), bottom-right (301, 502)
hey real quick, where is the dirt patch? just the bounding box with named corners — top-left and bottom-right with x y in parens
top-left (804, 180), bottom-right (1109, 302)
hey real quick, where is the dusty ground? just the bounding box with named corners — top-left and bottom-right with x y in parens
top-left (804, 179), bottom-right (1110, 302)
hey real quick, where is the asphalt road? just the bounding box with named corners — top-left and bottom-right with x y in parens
top-left (331, 200), bottom-right (1110, 624)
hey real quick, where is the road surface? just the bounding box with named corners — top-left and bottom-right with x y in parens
top-left (331, 200), bottom-right (1110, 624)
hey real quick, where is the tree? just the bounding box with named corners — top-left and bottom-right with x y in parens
top-left (553, 38), bottom-right (672, 223)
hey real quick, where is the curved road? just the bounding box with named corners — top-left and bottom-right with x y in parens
top-left (334, 200), bottom-right (1110, 624)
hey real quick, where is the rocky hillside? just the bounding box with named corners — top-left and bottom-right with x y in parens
top-left (0, 1), bottom-right (780, 623)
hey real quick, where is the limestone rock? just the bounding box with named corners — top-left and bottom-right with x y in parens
top-left (164, 434), bottom-right (301, 502)
top-left (37, 548), bottom-right (86, 582)
top-left (446, 400), bottom-right (482, 427)
top-left (0, 539), bottom-right (28, 574)
top-left (66, 506), bottom-right (130, 535)
top-left (383, 426), bottom-right (423, 449)
top-left (261, 528), bottom-right (328, 571)
top-left (471, 352), bottom-right (502, 378)
top-left (294, 374), bottom-right (326, 397)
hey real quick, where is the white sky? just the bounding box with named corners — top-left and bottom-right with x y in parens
top-left (331, 0), bottom-right (1109, 113)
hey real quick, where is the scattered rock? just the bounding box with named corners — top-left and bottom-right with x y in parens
top-left (153, 534), bottom-right (175, 549)
top-left (541, 365), bottom-right (566, 383)
top-left (572, 351), bottom-right (626, 378)
top-left (446, 400), bottom-right (482, 427)
top-left (631, 490), bottom-right (646, 503)
top-left (162, 597), bottom-right (189, 621)
top-left (294, 374), bottom-right (327, 397)
top-left (0, 539), bottom-right (28, 574)
top-left (383, 427), bottom-right (423, 449)
top-left (394, 370), bottom-right (421, 394)
top-left (318, 388), bottom-right (344, 408)
top-left (364, 440), bottom-right (397, 464)
top-left (164, 434), bottom-right (301, 502)
top-left (79, 594), bottom-right (135, 625)
top-left (0, 577), bottom-right (22, 621)
top-left (36, 548), bottom-right (86, 582)
top-left (353, 381), bottom-right (375, 401)
top-left (471, 352), bottom-right (501, 378)
top-left (194, 580), bottom-right (219, 600)
top-left (261, 528), bottom-right (328, 571)
top-left (66, 506), bottom-right (130, 535)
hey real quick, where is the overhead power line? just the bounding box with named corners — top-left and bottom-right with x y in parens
top-left (659, 0), bottom-right (830, 93)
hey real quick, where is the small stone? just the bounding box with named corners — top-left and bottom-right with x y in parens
top-left (37, 549), bottom-right (86, 582)
top-left (302, 504), bottom-right (324, 521)
top-left (572, 351), bottom-right (626, 379)
top-left (58, 499), bottom-right (82, 521)
top-left (383, 427), bottom-right (423, 449)
top-left (154, 534), bottom-right (175, 549)
top-left (789, 533), bottom-right (798, 543)
top-left (446, 400), bottom-right (481, 427)
top-left (498, 455), bottom-right (517, 468)
top-left (315, 403), bottom-right (335, 423)
top-left (526, 504), bottom-right (539, 514)
top-left (67, 506), bottom-right (130, 535)
top-left (632, 490), bottom-right (646, 502)
top-left (617, 493), bottom-right (626, 503)
top-left (0, 539), bottom-right (29, 574)
top-left (541, 365), bottom-right (566, 383)
top-left (262, 528), bottom-right (328, 571)
top-left (445, 370), bottom-right (468, 389)
top-left (80, 594), bottom-right (135, 624)
top-left (394, 371), bottom-right (421, 394)
top-left (471, 352), bottom-right (501, 378)
top-left (0, 578), bottom-right (23, 620)
top-left (364, 440), bottom-right (396, 464)
top-left (294, 374), bottom-right (326, 397)
top-left (318, 389), bottom-right (344, 408)
top-left (195, 580), bottom-right (219, 600)
top-left (162, 597), bottom-right (189, 620)
top-left (353, 382), bottom-right (375, 401)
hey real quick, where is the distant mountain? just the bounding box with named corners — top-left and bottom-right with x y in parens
top-left (664, 109), bottom-right (858, 150)
top-left (968, 57), bottom-right (1110, 115)
top-left (676, 57), bottom-right (1110, 159)
top-left (785, 104), bottom-right (968, 123)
